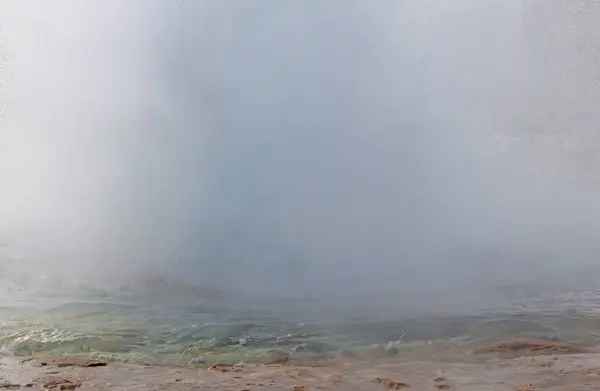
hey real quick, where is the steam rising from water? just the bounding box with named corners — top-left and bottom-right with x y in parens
top-left (1, 1), bottom-right (600, 298)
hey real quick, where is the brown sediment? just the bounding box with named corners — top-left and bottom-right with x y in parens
top-left (373, 377), bottom-right (410, 389)
top-left (286, 368), bottom-right (318, 380)
top-left (266, 356), bottom-right (289, 365)
top-left (28, 356), bottom-right (107, 368)
top-left (208, 363), bottom-right (233, 372)
top-left (34, 375), bottom-right (81, 390)
top-left (472, 338), bottom-right (585, 357)
top-left (4, 349), bottom-right (600, 390)
top-left (516, 385), bottom-right (536, 391)
top-left (325, 373), bottom-right (345, 385)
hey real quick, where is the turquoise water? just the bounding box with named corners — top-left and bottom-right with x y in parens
top-left (2, 279), bottom-right (600, 366)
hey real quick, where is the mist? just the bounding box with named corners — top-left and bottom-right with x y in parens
top-left (1, 1), bottom-right (600, 298)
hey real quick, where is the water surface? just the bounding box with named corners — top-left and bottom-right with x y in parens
top-left (2, 274), bottom-right (600, 366)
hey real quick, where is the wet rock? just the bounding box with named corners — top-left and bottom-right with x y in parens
top-left (286, 368), bottom-right (317, 380)
top-left (208, 363), bottom-right (232, 372)
top-left (473, 339), bottom-right (583, 356)
top-left (374, 377), bottom-right (410, 390)
top-left (34, 376), bottom-right (81, 390)
top-left (538, 359), bottom-right (555, 368)
top-left (539, 335), bottom-right (561, 342)
top-left (0, 383), bottom-right (21, 389)
top-left (265, 357), bottom-right (289, 365)
top-left (29, 356), bottom-right (107, 368)
top-left (325, 374), bottom-right (345, 385)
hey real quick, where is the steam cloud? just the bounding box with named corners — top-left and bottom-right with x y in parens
top-left (1, 0), bottom-right (599, 297)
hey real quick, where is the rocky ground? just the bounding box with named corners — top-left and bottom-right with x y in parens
top-left (1, 339), bottom-right (600, 390)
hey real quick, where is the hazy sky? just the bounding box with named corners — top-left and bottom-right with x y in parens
top-left (1, 1), bottom-right (600, 296)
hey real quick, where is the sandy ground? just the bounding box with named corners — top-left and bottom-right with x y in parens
top-left (1, 339), bottom-right (600, 390)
